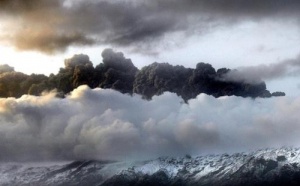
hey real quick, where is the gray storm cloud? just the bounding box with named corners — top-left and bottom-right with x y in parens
top-left (0, 85), bottom-right (300, 161)
top-left (1, 0), bottom-right (300, 53)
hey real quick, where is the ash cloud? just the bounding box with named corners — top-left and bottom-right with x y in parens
top-left (12, 31), bottom-right (95, 54)
top-left (0, 48), bottom-right (279, 100)
top-left (223, 55), bottom-right (300, 83)
top-left (0, 85), bottom-right (299, 161)
top-left (1, 0), bottom-right (300, 53)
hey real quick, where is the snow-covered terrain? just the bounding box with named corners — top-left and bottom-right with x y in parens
top-left (1, 147), bottom-right (300, 186)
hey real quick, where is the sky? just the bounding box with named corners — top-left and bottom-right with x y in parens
top-left (1, 0), bottom-right (300, 161)
top-left (0, 0), bottom-right (300, 95)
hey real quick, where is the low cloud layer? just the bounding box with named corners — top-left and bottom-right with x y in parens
top-left (1, 0), bottom-right (300, 53)
top-left (0, 85), bottom-right (299, 161)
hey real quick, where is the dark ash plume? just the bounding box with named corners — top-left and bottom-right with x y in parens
top-left (0, 49), bottom-right (283, 100)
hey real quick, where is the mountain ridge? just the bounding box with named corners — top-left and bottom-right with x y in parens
top-left (1, 147), bottom-right (300, 186)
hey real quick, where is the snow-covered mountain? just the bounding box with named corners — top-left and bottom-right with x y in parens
top-left (1, 147), bottom-right (300, 186)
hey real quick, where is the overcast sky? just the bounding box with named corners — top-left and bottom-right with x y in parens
top-left (1, 0), bottom-right (300, 95)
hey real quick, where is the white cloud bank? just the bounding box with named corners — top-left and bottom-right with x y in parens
top-left (0, 85), bottom-right (299, 161)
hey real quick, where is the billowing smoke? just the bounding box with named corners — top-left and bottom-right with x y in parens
top-left (223, 55), bottom-right (300, 83)
top-left (0, 85), bottom-right (299, 161)
top-left (0, 48), bottom-right (281, 100)
top-left (0, 64), bottom-right (14, 73)
top-left (1, 0), bottom-right (300, 53)
top-left (0, 0), bottom-right (94, 53)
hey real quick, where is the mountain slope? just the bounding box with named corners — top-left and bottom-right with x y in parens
top-left (1, 147), bottom-right (300, 186)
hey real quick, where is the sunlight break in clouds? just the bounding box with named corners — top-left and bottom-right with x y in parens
top-left (0, 85), bottom-right (299, 161)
